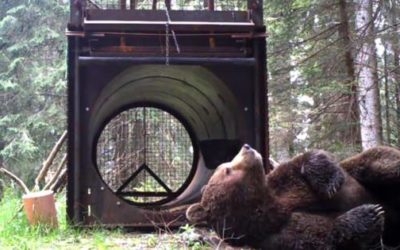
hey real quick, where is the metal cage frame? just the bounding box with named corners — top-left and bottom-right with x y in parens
top-left (66, 0), bottom-right (267, 228)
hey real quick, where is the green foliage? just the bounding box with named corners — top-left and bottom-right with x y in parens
top-left (266, 0), bottom-right (372, 159)
top-left (0, 1), bottom-right (68, 184)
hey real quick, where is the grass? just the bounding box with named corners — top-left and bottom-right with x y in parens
top-left (0, 189), bottom-right (212, 250)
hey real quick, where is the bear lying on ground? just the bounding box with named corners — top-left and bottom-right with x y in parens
top-left (269, 146), bottom-right (400, 244)
top-left (187, 145), bottom-right (399, 249)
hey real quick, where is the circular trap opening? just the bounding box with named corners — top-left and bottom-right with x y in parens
top-left (96, 106), bottom-right (197, 206)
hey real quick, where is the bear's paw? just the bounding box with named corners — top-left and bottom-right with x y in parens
top-left (301, 150), bottom-right (345, 199)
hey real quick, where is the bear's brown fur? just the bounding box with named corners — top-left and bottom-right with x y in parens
top-left (266, 146), bottom-right (400, 246)
top-left (266, 149), bottom-right (374, 212)
top-left (263, 207), bottom-right (384, 250)
top-left (339, 146), bottom-right (400, 244)
top-left (190, 145), bottom-right (290, 245)
top-left (187, 145), bottom-right (387, 249)
top-left (341, 146), bottom-right (400, 187)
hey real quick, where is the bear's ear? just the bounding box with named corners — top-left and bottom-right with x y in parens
top-left (186, 203), bottom-right (208, 223)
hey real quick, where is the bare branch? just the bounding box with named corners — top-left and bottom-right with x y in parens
top-left (34, 130), bottom-right (67, 190)
top-left (50, 168), bottom-right (67, 192)
top-left (43, 154), bottom-right (67, 191)
top-left (0, 167), bottom-right (29, 194)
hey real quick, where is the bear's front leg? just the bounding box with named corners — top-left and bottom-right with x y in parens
top-left (300, 150), bottom-right (345, 199)
top-left (266, 150), bottom-right (346, 210)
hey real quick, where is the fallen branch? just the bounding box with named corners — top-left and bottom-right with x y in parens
top-left (53, 179), bottom-right (67, 194)
top-left (0, 167), bottom-right (29, 194)
top-left (50, 168), bottom-right (67, 192)
top-left (43, 154), bottom-right (67, 191)
top-left (1, 133), bottom-right (68, 226)
top-left (34, 130), bottom-right (67, 190)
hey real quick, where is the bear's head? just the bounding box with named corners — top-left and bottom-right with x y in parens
top-left (205, 144), bottom-right (265, 187)
top-left (186, 144), bottom-right (287, 247)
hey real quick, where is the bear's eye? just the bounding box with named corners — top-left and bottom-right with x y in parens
top-left (225, 168), bottom-right (232, 175)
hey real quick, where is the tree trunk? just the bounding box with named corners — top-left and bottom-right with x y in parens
top-left (337, 0), bottom-right (361, 145)
top-left (269, 52), bottom-right (295, 161)
top-left (383, 47), bottom-right (391, 145)
top-left (355, 0), bottom-right (383, 149)
top-left (386, 0), bottom-right (400, 145)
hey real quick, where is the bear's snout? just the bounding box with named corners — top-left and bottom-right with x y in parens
top-left (241, 144), bottom-right (255, 156)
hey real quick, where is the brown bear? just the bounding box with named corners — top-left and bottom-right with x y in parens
top-left (187, 145), bottom-right (388, 249)
top-left (268, 146), bottom-right (400, 210)
top-left (270, 146), bottom-right (400, 245)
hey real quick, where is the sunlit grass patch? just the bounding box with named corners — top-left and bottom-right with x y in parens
top-left (0, 188), bottom-right (212, 249)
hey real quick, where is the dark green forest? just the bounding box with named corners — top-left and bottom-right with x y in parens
top-left (1, 0), bottom-right (399, 185)
top-left (268, 0), bottom-right (399, 160)
top-left (0, 1), bottom-right (68, 184)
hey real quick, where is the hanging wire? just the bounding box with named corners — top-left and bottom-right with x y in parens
top-left (165, 19), bottom-right (170, 65)
top-left (165, 8), bottom-right (181, 53)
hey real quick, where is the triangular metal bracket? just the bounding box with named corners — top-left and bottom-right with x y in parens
top-left (116, 163), bottom-right (172, 195)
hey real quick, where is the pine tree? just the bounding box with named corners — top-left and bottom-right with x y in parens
top-left (0, 1), bottom-right (68, 183)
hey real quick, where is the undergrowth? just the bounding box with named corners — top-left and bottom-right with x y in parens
top-left (0, 188), bottom-right (210, 250)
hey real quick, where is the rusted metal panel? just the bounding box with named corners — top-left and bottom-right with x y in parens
top-left (90, 46), bottom-right (249, 57)
top-left (68, 1), bottom-right (264, 30)
top-left (83, 19), bottom-right (255, 33)
top-left (78, 56), bottom-right (257, 66)
top-left (253, 31), bottom-right (269, 172)
top-left (65, 30), bottom-right (267, 39)
top-left (85, 9), bottom-right (250, 23)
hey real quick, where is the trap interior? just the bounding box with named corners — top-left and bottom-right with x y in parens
top-left (96, 106), bottom-right (197, 206)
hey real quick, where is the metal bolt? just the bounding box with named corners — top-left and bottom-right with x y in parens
top-left (100, 186), bottom-right (104, 191)
top-left (85, 107), bottom-right (90, 111)
top-left (116, 201), bottom-right (121, 206)
top-left (244, 107), bottom-right (249, 112)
